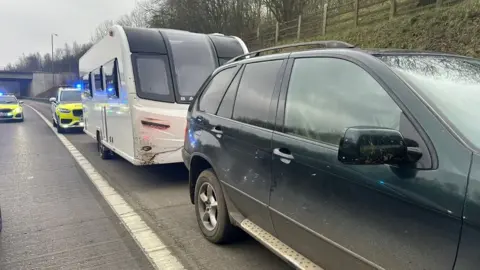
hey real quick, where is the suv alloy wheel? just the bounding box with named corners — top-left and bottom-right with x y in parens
top-left (194, 169), bottom-right (239, 243)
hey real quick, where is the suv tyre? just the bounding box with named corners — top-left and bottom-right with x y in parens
top-left (194, 169), bottom-right (239, 244)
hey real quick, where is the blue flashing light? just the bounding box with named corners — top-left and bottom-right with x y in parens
top-left (107, 87), bottom-right (114, 92)
top-left (0, 92), bottom-right (3, 96)
top-left (76, 83), bottom-right (82, 89)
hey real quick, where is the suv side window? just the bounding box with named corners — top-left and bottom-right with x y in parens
top-left (199, 66), bottom-right (238, 114)
top-left (217, 66), bottom-right (243, 118)
top-left (233, 60), bottom-right (283, 129)
top-left (284, 57), bottom-right (402, 145)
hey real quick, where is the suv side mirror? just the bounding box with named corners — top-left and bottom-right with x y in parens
top-left (338, 127), bottom-right (421, 165)
top-left (18, 101), bottom-right (24, 105)
top-left (49, 97), bottom-right (56, 103)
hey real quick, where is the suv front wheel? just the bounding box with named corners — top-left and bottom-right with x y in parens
top-left (194, 169), bottom-right (239, 244)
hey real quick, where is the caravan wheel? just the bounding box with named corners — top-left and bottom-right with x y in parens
top-left (97, 133), bottom-right (113, 160)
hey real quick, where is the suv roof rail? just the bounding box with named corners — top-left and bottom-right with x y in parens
top-left (227, 40), bottom-right (355, 64)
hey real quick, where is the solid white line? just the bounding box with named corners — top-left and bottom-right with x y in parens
top-left (26, 104), bottom-right (186, 270)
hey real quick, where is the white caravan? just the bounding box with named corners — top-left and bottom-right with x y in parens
top-left (79, 25), bottom-right (248, 165)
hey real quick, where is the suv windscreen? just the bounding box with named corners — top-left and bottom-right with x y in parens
top-left (0, 96), bottom-right (18, 103)
top-left (163, 29), bottom-right (217, 103)
top-left (377, 54), bottom-right (480, 149)
top-left (60, 91), bottom-right (82, 102)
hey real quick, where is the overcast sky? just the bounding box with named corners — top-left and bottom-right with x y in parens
top-left (0, 0), bottom-right (137, 68)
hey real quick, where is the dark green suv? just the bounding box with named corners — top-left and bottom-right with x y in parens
top-left (183, 41), bottom-right (480, 270)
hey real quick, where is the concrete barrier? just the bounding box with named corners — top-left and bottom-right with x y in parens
top-left (20, 96), bottom-right (50, 103)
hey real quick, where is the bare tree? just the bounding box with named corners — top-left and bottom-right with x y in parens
top-left (263, 0), bottom-right (314, 22)
top-left (91, 1), bottom-right (151, 43)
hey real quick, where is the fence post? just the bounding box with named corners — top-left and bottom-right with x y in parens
top-left (297, 15), bottom-right (302, 40)
top-left (275, 21), bottom-right (279, 44)
top-left (436, 0), bottom-right (443, 8)
top-left (322, 3), bottom-right (328, 36)
top-left (354, 0), bottom-right (359, 27)
top-left (390, 0), bottom-right (397, 19)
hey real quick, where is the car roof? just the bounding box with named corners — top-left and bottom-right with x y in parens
top-left (228, 43), bottom-right (475, 66)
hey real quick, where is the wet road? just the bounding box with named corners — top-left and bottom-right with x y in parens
top-left (25, 101), bottom-right (291, 270)
top-left (0, 105), bottom-right (153, 270)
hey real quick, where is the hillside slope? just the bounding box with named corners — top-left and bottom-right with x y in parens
top-left (301, 0), bottom-right (480, 57)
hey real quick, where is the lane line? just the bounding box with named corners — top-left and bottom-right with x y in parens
top-left (26, 104), bottom-right (186, 270)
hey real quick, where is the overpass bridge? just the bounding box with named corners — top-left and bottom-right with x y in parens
top-left (0, 71), bottom-right (33, 97)
top-left (0, 71), bottom-right (77, 97)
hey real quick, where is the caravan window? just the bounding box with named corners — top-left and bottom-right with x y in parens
top-left (133, 54), bottom-right (174, 102)
top-left (104, 59), bottom-right (119, 98)
top-left (82, 74), bottom-right (91, 96)
top-left (162, 29), bottom-right (216, 102)
top-left (93, 68), bottom-right (103, 91)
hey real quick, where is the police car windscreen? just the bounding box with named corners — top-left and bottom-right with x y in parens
top-left (61, 91), bottom-right (82, 102)
top-left (0, 96), bottom-right (17, 103)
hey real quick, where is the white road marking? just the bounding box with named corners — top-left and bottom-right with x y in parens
top-left (26, 105), bottom-right (186, 270)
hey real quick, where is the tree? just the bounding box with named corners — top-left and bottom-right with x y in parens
top-left (148, 0), bottom-right (264, 36)
top-left (263, 0), bottom-right (313, 22)
top-left (91, 1), bottom-right (150, 43)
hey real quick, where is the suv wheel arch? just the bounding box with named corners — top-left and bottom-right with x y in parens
top-left (189, 155), bottom-right (213, 204)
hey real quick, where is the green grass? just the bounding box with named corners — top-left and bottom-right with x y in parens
top-left (299, 0), bottom-right (480, 57)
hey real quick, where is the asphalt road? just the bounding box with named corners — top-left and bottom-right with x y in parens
top-left (27, 100), bottom-right (291, 270)
top-left (0, 105), bottom-right (153, 270)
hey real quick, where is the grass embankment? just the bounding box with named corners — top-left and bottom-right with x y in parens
top-left (301, 0), bottom-right (480, 57)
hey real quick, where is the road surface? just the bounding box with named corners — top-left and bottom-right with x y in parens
top-left (0, 104), bottom-right (153, 270)
top-left (4, 101), bottom-right (291, 270)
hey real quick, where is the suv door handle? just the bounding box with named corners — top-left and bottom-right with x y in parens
top-left (211, 126), bottom-right (223, 134)
top-left (273, 148), bottom-right (294, 160)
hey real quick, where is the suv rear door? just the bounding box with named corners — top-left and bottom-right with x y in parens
top-left (192, 58), bottom-right (287, 234)
top-left (221, 59), bottom-right (286, 233)
top-left (269, 55), bottom-right (468, 270)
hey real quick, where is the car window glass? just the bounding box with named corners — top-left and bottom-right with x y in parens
top-left (285, 58), bottom-right (402, 145)
top-left (0, 96), bottom-right (17, 103)
top-left (217, 68), bottom-right (242, 118)
top-left (199, 67), bottom-right (238, 114)
top-left (233, 60), bottom-right (283, 129)
top-left (378, 55), bottom-right (480, 150)
top-left (60, 91), bottom-right (82, 102)
top-left (136, 55), bottom-right (170, 96)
